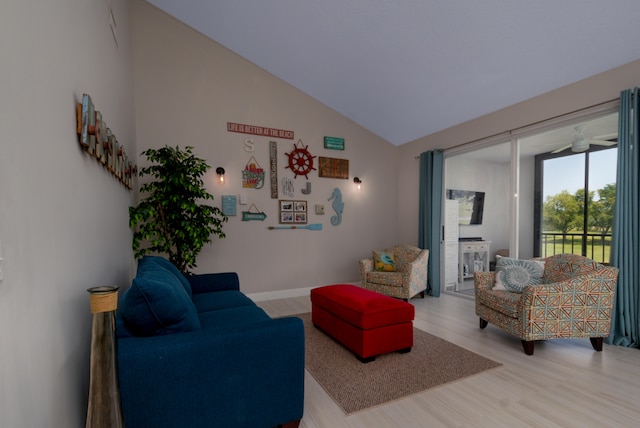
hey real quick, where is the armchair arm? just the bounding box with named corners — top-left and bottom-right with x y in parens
top-left (474, 271), bottom-right (495, 291)
top-left (521, 267), bottom-right (618, 337)
top-left (359, 259), bottom-right (374, 286)
top-left (403, 249), bottom-right (429, 290)
top-left (118, 317), bottom-right (305, 428)
top-left (187, 272), bottom-right (240, 294)
top-left (405, 249), bottom-right (429, 275)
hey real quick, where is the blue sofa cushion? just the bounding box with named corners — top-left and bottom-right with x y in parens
top-left (199, 306), bottom-right (271, 330)
top-left (192, 290), bottom-right (256, 313)
top-left (120, 262), bottom-right (201, 336)
top-left (138, 255), bottom-right (192, 298)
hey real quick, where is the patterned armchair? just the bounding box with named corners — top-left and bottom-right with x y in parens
top-left (474, 254), bottom-right (618, 355)
top-left (359, 244), bottom-right (429, 301)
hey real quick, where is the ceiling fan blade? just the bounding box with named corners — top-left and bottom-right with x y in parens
top-left (593, 132), bottom-right (617, 140)
top-left (589, 138), bottom-right (616, 146)
top-left (551, 144), bottom-right (572, 154)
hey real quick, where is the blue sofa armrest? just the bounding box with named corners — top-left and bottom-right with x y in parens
top-left (117, 316), bottom-right (305, 428)
top-left (187, 272), bottom-right (240, 294)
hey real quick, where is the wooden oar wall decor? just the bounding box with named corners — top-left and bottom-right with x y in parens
top-left (268, 224), bottom-right (323, 231)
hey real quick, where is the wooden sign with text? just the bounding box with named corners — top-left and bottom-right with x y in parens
top-left (227, 122), bottom-right (294, 139)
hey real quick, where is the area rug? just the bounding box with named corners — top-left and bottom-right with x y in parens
top-left (296, 312), bottom-right (501, 414)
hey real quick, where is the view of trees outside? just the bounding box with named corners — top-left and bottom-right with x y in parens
top-left (543, 185), bottom-right (616, 233)
top-left (541, 149), bottom-right (617, 262)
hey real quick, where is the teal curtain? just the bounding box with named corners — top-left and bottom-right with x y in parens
top-left (608, 88), bottom-right (640, 347)
top-left (418, 150), bottom-right (444, 297)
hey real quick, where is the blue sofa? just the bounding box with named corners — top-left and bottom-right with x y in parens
top-left (116, 256), bottom-right (305, 428)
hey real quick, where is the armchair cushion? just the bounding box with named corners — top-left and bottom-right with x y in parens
top-left (494, 257), bottom-right (545, 292)
top-left (477, 288), bottom-right (522, 319)
top-left (373, 249), bottom-right (397, 271)
top-left (120, 261), bottom-right (201, 336)
top-left (366, 271), bottom-right (404, 288)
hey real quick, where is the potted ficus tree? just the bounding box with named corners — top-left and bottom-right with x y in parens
top-left (129, 145), bottom-right (228, 274)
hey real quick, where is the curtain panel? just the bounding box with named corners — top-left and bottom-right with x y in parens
top-left (418, 150), bottom-right (443, 297)
top-left (608, 87), bottom-right (640, 347)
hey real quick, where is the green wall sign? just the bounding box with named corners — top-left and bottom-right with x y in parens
top-left (324, 136), bottom-right (345, 150)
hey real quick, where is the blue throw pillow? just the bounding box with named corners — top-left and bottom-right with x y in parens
top-left (138, 255), bottom-right (192, 298)
top-left (120, 262), bottom-right (200, 336)
top-left (494, 257), bottom-right (545, 293)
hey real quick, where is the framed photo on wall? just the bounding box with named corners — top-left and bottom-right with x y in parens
top-left (279, 200), bottom-right (307, 224)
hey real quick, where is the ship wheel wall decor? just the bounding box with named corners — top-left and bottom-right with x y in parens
top-left (285, 140), bottom-right (316, 179)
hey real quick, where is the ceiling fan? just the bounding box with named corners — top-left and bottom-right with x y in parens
top-left (551, 124), bottom-right (617, 153)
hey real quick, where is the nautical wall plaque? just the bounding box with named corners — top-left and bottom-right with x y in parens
top-left (221, 195), bottom-right (237, 216)
top-left (242, 204), bottom-right (267, 221)
top-left (285, 140), bottom-right (316, 179)
top-left (318, 157), bottom-right (349, 179)
top-left (324, 136), bottom-right (345, 150)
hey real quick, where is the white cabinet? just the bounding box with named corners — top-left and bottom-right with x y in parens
top-left (458, 241), bottom-right (491, 283)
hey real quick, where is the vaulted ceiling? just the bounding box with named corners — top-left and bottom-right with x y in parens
top-left (146, 0), bottom-right (640, 146)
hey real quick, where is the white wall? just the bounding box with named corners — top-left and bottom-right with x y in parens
top-left (131, 2), bottom-right (399, 293)
top-left (0, 0), bottom-right (136, 426)
top-left (444, 156), bottom-right (510, 258)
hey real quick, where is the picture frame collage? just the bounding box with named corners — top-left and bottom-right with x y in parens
top-left (279, 200), bottom-right (307, 224)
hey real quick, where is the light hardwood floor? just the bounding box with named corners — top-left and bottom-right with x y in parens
top-left (258, 292), bottom-right (640, 428)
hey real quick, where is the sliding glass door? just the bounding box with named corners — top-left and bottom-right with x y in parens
top-left (533, 146), bottom-right (617, 263)
top-left (442, 107), bottom-right (618, 294)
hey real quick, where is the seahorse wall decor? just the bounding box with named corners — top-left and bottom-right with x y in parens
top-left (328, 187), bottom-right (344, 226)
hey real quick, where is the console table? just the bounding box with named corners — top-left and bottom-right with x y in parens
top-left (458, 241), bottom-right (491, 283)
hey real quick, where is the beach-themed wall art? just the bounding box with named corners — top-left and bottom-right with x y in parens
top-left (328, 187), bottom-right (344, 226)
top-left (319, 157), bottom-right (349, 179)
top-left (227, 122), bottom-right (294, 139)
top-left (282, 177), bottom-right (294, 198)
top-left (221, 195), bottom-right (237, 216)
top-left (285, 140), bottom-right (316, 179)
top-left (76, 93), bottom-right (135, 190)
top-left (242, 156), bottom-right (265, 189)
top-left (242, 204), bottom-right (267, 221)
top-left (269, 141), bottom-right (278, 198)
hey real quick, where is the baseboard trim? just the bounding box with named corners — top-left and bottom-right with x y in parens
top-left (247, 282), bottom-right (360, 302)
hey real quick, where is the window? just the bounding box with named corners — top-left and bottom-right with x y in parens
top-left (534, 145), bottom-right (617, 263)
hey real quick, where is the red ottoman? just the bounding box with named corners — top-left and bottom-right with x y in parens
top-left (310, 284), bottom-right (414, 362)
